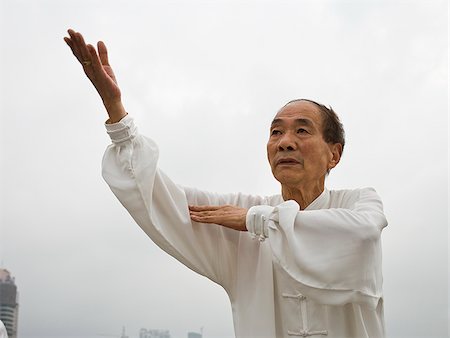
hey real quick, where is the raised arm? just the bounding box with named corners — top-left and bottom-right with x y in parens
top-left (64, 29), bottom-right (127, 123)
top-left (65, 30), bottom-right (249, 290)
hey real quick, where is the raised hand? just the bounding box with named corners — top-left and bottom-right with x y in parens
top-left (189, 205), bottom-right (248, 231)
top-left (64, 29), bottom-right (127, 123)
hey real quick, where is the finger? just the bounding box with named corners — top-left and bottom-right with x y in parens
top-left (75, 32), bottom-right (92, 65)
top-left (67, 30), bottom-right (83, 61)
top-left (87, 44), bottom-right (104, 74)
top-left (87, 44), bottom-right (102, 66)
top-left (189, 208), bottom-right (217, 216)
top-left (190, 214), bottom-right (221, 224)
top-left (65, 39), bottom-right (82, 63)
top-left (63, 36), bottom-right (72, 47)
top-left (189, 210), bottom-right (217, 218)
top-left (98, 41), bottom-right (110, 66)
top-left (63, 37), bottom-right (77, 54)
top-left (67, 28), bottom-right (76, 42)
top-left (188, 205), bottom-right (222, 211)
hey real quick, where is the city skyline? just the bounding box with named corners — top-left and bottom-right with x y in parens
top-left (0, 268), bottom-right (19, 338)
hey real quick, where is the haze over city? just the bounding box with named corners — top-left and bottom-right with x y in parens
top-left (0, 0), bottom-right (448, 337)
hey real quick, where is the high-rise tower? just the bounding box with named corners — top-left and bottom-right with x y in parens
top-left (0, 269), bottom-right (18, 338)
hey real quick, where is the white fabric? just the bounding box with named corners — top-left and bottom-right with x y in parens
top-left (102, 115), bottom-right (388, 338)
top-left (246, 204), bottom-right (273, 240)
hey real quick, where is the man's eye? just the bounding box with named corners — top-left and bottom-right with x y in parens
top-left (271, 130), bottom-right (281, 135)
top-left (297, 128), bottom-right (308, 134)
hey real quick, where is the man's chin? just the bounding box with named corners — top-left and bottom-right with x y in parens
top-left (273, 173), bottom-right (303, 186)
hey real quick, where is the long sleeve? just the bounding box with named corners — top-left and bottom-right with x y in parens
top-left (101, 116), bottom-right (265, 291)
top-left (248, 188), bottom-right (387, 309)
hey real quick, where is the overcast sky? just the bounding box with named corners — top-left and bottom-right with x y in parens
top-left (0, 0), bottom-right (448, 337)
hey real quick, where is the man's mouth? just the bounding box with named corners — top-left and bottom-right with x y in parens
top-left (276, 158), bottom-right (302, 166)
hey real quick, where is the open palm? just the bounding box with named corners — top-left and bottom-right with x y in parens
top-left (64, 29), bottom-right (125, 120)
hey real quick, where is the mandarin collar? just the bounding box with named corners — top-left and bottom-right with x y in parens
top-left (279, 187), bottom-right (330, 210)
top-left (304, 187), bottom-right (330, 210)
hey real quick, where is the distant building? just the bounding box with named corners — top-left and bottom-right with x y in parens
top-left (187, 332), bottom-right (202, 338)
top-left (120, 326), bottom-right (129, 338)
top-left (0, 269), bottom-right (18, 338)
top-left (139, 328), bottom-right (171, 338)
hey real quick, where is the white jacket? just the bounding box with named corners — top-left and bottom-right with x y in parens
top-left (102, 115), bottom-right (387, 338)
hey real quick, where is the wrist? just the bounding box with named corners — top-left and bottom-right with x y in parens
top-left (104, 100), bottom-right (127, 124)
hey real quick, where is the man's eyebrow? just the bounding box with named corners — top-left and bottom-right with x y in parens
top-left (270, 118), bottom-right (282, 127)
top-left (270, 118), bottom-right (315, 128)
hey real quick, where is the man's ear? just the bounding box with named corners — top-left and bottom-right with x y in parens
top-left (328, 143), bottom-right (342, 170)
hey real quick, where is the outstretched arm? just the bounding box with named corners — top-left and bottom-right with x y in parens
top-left (64, 29), bottom-right (127, 123)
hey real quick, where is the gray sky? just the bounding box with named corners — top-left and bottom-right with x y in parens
top-left (0, 0), bottom-right (448, 337)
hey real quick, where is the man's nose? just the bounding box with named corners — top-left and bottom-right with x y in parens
top-left (278, 132), bottom-right (297, 151)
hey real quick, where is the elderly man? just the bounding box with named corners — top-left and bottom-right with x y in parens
top-left (65, 29), bottom-right (387, 338)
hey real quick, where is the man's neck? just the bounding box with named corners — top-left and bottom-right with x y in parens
top-left (281, 182), bottom-right (325, 210)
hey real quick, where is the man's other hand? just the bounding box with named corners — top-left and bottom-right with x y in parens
top-left (189, 205), bottom-right (248, 231)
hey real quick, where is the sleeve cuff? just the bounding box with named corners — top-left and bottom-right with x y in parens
top-left (104, 114), bottom-right (137, 144)
top-left (246, 205), bottom-right (274, 242)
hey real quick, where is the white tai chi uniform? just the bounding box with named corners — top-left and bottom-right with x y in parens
top-left (102, 115), bottom-right (388, 338)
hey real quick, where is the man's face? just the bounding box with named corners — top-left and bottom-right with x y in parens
top-left (267, 101), bottom-right (340, 188)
